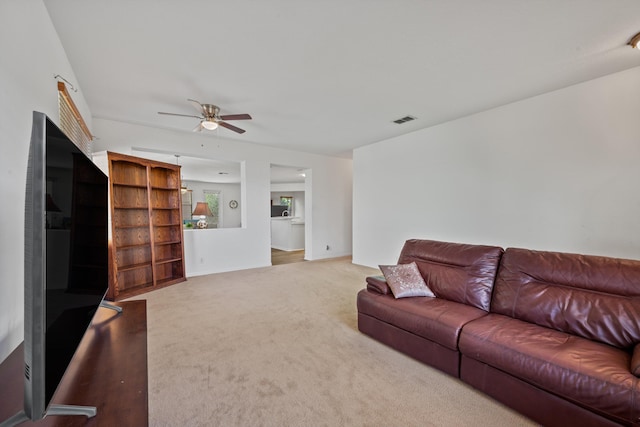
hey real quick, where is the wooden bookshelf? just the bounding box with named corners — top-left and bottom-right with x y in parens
top-left (107, 152), bottom-right (185, 300)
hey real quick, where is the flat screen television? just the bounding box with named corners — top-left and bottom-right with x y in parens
top-left (2, 112), bottom-right (112, 425)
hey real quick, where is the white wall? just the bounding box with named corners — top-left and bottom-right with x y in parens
top-left (92, 118), bottom-right (353, 276)
top-left (271, 183), bottom-right (305, 192)
top-left (0, 0), bottom-right (93, 362)
top-left (353, 66), bottom-right (640, 267)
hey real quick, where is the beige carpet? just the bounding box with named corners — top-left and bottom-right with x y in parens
top-left (130, 257), bottom-right (537, 426)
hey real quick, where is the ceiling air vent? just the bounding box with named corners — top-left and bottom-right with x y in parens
top-left (393, 115), bottom-right (416, 124)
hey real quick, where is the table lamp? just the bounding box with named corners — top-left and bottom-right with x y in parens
top-left (192, 202), bottom-right (213, 229)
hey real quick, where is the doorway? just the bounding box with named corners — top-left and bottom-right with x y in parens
top-left (270, 164), bottom-right (308, 265)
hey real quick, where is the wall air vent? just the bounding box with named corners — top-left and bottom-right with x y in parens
top-left (393, 115), bottom-right (416, 124)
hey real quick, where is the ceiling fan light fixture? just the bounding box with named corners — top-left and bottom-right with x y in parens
top-left (159, 100), bottom-right (250, 134)
top-left (202, 120), bottom-right (218, 130)
top-left (629, 32), bottom-right (640, 49)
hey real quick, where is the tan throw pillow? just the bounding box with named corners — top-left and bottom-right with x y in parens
top-left (379, 262), bottom-right (435, 299)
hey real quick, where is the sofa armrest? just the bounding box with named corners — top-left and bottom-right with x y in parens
top-left (631, 344), bottom-right (640, 377)
top-left (366, 275), bottom-right (391, 295)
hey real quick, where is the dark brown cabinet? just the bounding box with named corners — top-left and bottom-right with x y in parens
top-left (107, 152), bottom-right (185, 300)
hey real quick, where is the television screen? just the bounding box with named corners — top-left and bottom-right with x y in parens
top-left (22, 112), bottom-right (109, 421)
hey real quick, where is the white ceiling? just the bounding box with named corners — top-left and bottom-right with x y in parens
top-left (45, 1), bottom-right (640, 160)
top-left (130, 148), bottom-right (241, 183)
top-left (130, 148), bottom-right (304, 184)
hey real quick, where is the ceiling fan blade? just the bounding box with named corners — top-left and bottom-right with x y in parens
top-left (192, 122), bottom-right (203, 132)
top-left (218, 121), bottom-right (246, 134)
top-left (219, 113), bottom-right (252, 121)
top-left (158, 111), bottom-right (203, 119)
top-left (187, 99), bottom-right (204, 114)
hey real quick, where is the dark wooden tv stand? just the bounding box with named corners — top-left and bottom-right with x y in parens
top-left (0, 300), bottom-right (148, 426)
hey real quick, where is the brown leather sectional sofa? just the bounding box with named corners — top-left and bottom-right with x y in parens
top-left (357, 239), bottom-right (640, 427)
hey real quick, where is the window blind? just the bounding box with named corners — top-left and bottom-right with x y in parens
top-left (57, 81), bottom-right (93, 156)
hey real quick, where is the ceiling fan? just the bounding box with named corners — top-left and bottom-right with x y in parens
top-left (158, 99), bottom-right (252, 134)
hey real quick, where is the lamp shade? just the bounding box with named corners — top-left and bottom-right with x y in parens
top-left (192, 202), bottom-right (213, 217)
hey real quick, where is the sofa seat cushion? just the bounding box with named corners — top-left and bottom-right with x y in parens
top-left (459, 313), bottom-right (640, 422)
top-left (357, 289), bottom-right (488, 351)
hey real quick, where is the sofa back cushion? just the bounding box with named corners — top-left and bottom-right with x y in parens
top-left (492, 247), bottom-right (640, 349)
top-left (397, 239), bottom-right (503, 311)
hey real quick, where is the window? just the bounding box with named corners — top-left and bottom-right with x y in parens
top-left (280, 196), bottom-right (293, 215)
top-left (57, 82), bottom-right (93, 156)
top-left (204, 190), bottom-right (222, 228)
